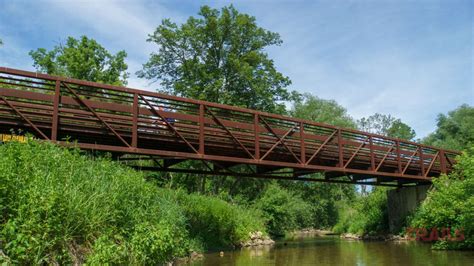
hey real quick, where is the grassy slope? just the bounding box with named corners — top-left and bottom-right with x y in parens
top-left (0, 141), bottom-right (265, 264)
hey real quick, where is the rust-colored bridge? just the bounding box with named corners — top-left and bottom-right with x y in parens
top-left (0, 67), bottom-right (459, 187)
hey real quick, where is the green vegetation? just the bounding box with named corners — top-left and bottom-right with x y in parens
top-left (409, 150), bottom-right (473, 250)
top-left (253, 183), bottom-right (313, 236)
top-left (291, 93), bottom-right (357, 128)
top-left (159, 189), bottom-right (265, 248)
top-left (423, 104), bottom-right (474, 151)
top-left (0, 141), bottom-right (265, 264)
top-left (333, 188), bottom-right (388, 235)
top-left (357, 113), bottom-right (416, 140)
top-left (29, 36), bottom-right (129, 86)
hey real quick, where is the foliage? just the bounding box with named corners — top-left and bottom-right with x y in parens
top-left (291, 93), bottom-right (357, 128)
top-left (29, 36), bottom-right (128, 86)
top-left (357, 113), bottom-right (416, 140)
top-left (0, 141), bottom-right (264, 264)
top-left (253, 183), bottom-right (314, 236)
top-left (0, 141), bottom-right (189, 264)
top-left (423, 104), bottom-right (474, 151)
top-left (278, 179), bottom-right (356, 228)
top-left (138, 5), bottom-right (296, 114)
top-left (409, 150), bottom-right (474, 250)
top-left (160, 189), bottom-right (266, 248)
top-left (332, 188), bottom-right (389, 235)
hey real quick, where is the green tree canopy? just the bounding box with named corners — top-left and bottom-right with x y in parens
top-left (423, 104), bottom-right (474, 151)
top-left (29, 36), bottom-right (128, 86)
top-left (138, 5), bottom-right (294, 114)
top-left (291, 93), bottom-right (357, 128)
top-left (357, 113), bottom-right (416, 140)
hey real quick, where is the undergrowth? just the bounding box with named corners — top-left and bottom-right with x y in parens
top-left (0, 141), bottom-right (265, 264)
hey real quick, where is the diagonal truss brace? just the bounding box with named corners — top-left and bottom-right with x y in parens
top-left (259, 115), bottom-right (301, 164)
top-left (375, 143), bottom-right (395, 172)
top-left (260, 124), bottom-right (298, 161)
top-left (62, 82), bottom-right (131, 148)
top-left (343, 137), bottom-right (369, 168)
top-left (140, 95), bottom-right (199, 154)
top-left (401, 147), bottom-right (421, 175)
top-left (0, 95), bottom-right (50, 140)
top-left (423, 151), bottom-right (439, 178)
top-left (305, 130), bottom-right (337, 166)
top-left (205, 107), bottom-right (255, 159)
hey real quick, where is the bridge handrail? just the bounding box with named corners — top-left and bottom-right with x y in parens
top-left (0, 66), bottom-right (460, 156)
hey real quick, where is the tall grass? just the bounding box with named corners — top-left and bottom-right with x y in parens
top-left (0, 141), bottom-right (265, 264)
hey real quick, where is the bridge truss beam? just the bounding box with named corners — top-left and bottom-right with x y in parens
top-left (0, 67), bottom-right (459, 186)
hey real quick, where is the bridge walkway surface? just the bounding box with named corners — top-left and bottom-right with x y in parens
top-left (0, 67), bottom-right (460, 187)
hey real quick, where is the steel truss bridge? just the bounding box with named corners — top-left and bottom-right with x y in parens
top-left (0, 67), bottom-right (459, 187)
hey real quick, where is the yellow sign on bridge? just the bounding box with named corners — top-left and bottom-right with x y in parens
top-left (0, 134), bottom-right (27, 143)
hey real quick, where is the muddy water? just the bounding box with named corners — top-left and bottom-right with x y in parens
top-left (189, 234), bottom-right (474, 266)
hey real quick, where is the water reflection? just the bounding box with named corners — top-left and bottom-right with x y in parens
top-left (189, 235), bottom-right (474, 266)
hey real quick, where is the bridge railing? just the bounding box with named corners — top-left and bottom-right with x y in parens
top-left (0, 67), bottom-right (460, 185)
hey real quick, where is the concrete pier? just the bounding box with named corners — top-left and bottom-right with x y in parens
top-left (387, 185), bottom-right (431, 233)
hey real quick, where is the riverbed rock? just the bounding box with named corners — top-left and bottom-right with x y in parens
top-left (340, 233), bottom-right (362, 240)
top-left (385, 234), bottom-right (409, 241)
top-left (290, 228), bottom-right (334, 237)
top-left (240, 231), bottom-right (275, 247)
top-left (340, 233), bottom-right (410, 241)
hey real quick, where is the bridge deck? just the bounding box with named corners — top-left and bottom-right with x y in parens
top-left (0, 67), bottom-right (459, 186)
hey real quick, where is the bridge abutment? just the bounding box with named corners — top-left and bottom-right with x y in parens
top-left (387, 185), bottom-right (431, 233)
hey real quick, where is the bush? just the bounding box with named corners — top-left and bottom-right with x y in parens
top-left (409, 150), bottom-right (474, 250)
top-left (332, 188), bottom-right (388, 235)
top-left (0, 141), bottom-right (191, 264)
top-left (0, 141), bottom-right (266, 263)
top-left (158, 189), bottom-right (266, 248)
top-left (253, 183), bottom-right (314, 236)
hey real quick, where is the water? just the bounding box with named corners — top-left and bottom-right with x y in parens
top-left (189, 234), bottom-right (474, 266)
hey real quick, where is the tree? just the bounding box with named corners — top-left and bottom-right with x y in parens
top-left (423, 104), bottom-right (474, 151)
top-left (386, 120), bottom-right (417, 140)
top-left (138, 5), bottom-right (294, 114)
top-left (357, 113), bottom-right (416, 140)
top-left (29, 36), bottom-right (128, 86)
top-left (291, 93), bottom-right (357, 128)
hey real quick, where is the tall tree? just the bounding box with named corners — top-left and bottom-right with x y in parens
top-left (357, 113), bottom-right (416, 140)
top-left (138, 5), bottom-right (294, 114)
top-left (423, 104), bottom-right (474, 151)
top-left (29, 36), bottom-right (128, 86)
top-left (291, 93), bottom-right (357, 128)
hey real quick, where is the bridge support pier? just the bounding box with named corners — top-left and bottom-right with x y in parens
top-left (387, 185), bottom-right (431, 233)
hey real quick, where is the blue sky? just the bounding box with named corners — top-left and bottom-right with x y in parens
top-left (0, 0), bottom-right (472, 138)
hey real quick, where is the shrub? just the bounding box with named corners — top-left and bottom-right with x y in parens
top-left (332, 188), bottom-right (388, 235)
top-left (0, 141), bottom-right (190, 264)
top-left (0, 141), bottom-right (267, 263)
top-left (158, 189), bottom-right (266, 248)
top-left (253, 183), bottom-right (314, 236)
top-left (409, 150), bottom-right (474, 250)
